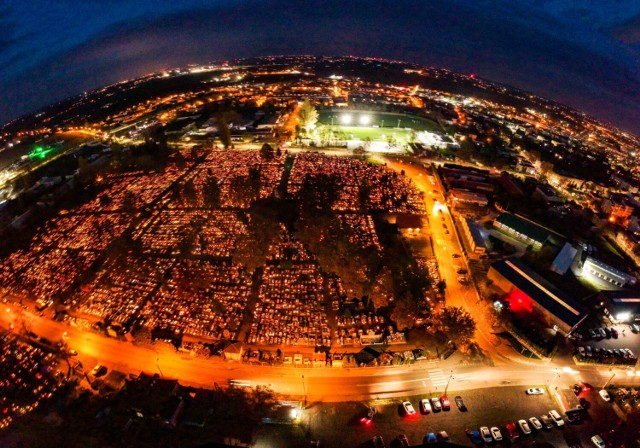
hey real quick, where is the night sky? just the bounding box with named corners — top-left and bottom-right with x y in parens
top-left (2, 0), bottom-right (640, 132)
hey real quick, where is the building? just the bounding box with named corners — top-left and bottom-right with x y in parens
top-left (396, 214), bottom-right (423, 232)
top-left (572, 254), bottom-right (636, 289)
top-left (493, 213), bottom-right (564, 249)
top-left (459, 217), bottom-right (489, 254)
top-left (488, 257), bottom-right (587, 334)
top-left (449, 189), bottom-right (489, 207)
top-left (550, 242), bottom-right (579, 275)
top-left (598, 290), bottom-right (640, 323)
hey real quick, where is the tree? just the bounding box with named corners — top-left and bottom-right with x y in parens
top-left (259, 143), bottom-right (275, 161)
top-left (215, 111), bottom-right (240, 149)
top-left (438, 306), bottom-right (476, 347)
top-left (203, 175), bottom-right (221, 208)
top-left (298, 173), bottom-right (341, 214)
top-left (77, 156), bottom-right (93, 183)
top-left (298, 99), bottom-right (318, 136)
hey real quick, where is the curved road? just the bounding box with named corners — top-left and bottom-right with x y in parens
top-left (2, 153), bottom-right (637, 404)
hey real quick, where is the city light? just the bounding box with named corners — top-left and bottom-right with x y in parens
top-left (616, 312), bottom-right (631, 322)
top-left (359, 114), bottom-right (371, 125)
top-left (340, 114), bottom-right (352, 125)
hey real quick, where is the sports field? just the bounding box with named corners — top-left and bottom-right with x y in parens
top-left (317, 110), bottom-right (439, 143)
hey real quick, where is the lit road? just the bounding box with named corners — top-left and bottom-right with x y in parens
top-left (1, 151), bottom-right (637, 404)
top-left (379, 157), bottom-right (514, 363)
top-left (3, 302), bottom-right (638, 402)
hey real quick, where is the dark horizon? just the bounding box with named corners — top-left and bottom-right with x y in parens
top-left (2, 0), bottom-right (640, 134)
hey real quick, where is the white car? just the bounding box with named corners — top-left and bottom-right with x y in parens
top-left (430, 397), bottom-right (442, 412)
top-left (549, 409), bottom-right (565, 427)
top-left (526, 387), bottom-right (544, 395)
top-left (578, 346), bottom-right (586, 356)
top-left (402, 401), bottom-right (415, 415)
top-left (420, 398), bottom-right (432, 414)
top-left (591, 435), bottom-right (605, 448)
top-left (480, 427), bottom-right (492, 443)
top-left (529, 417), bottom-right (542, 430)
top-left (490, 427), bottom-right (502, 441)
top-left (598, 389), bottom-right (611, 402)
top-left (518, 419), bottom-right (531, 435)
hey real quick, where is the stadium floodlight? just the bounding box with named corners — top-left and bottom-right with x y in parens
top-left (359, 114), bottom-right (371, 125)
top-left (341, 114), bottom-right (352, 125)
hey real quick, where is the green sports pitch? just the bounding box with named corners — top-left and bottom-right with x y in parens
top-left (317, 110), bottom-right (439, 142)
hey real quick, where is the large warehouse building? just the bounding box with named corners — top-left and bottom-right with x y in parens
top-left (488, 257), bottom-right (587, 334)
top-left (493, 213), bottom-right (564, 249)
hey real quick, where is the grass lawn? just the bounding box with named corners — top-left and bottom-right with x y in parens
top-left (318, 110), bottom-right (439, 132)
top-left (331, 125), bottom-right (413, 142)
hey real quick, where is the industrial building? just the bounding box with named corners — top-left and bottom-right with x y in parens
top-left (488, 257), bottom-right (587, 334)
top-left (493, 213), bottom-right (564, 250)
top-left (459, 217), bottom-right (489, 254)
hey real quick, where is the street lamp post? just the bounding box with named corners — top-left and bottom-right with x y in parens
top-left (603, 373), bottom-right (616, 389)
top-left (302, 374), bottom-right (307, 409)
top-left (156, 357), bottom-right (164, 377)
top-left (444, 370), bottom-right (454, 395)
top-left (397, 119), bottom-right (401, 128)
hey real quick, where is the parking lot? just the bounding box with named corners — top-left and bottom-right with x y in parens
top-left (574, 323), bottom-right (640, 367)
top-left (296, 386), bottom-right (613, 447)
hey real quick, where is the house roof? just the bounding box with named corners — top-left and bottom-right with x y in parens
top-left (491, 257), bottom-right (586, 328)
top-left (495, 213), bottom-right (562, 245)
top-left (396, 214), bottom-right (422, 229)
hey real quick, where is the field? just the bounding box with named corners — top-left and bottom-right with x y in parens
top-left (317, 110), bottom-right (440, 143)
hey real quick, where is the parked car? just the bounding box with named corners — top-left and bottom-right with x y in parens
top-left (466, 429), bottom-right (483, 445)
top-left (526, 387), bottom-right (544, 395)
top-left (423, 433), bottom-right (437, 444)
top-left (631, 323), bottom-right (640, 333)
top-left (586, 345), bottom-right (593, 357)
top-left (518, 419), bottom-right (531, 435)
top-left (566, 411), bottom-right (583, 424)
top-left (440, 395), bottom-right (450, 410)
top-left (372, 436), bottom-right (385, 448)
top-left (505, 422), bottom-right (519, 439)
top-left (402, 401), bottom-right (415, 416)
top-left (420, 399), bottom-right (432, 414)
top-left (591, 435), bottom-right (606, 448)
top-left (436, 431), bottom-right (449, 441)
top-left (395, 435), bottom-right (409, 447)
top-left (529, 417), bottom-right (543, 430)
top-left (454, 395), bottom-right (467, 411)
top-left (549, 409), bottom-right (565, 427)
top-left (578, 346), bottom-right (586, 357)
top-left (360, 408), bottom-right (375, 425)
top-left (598, 328), bottom-right (607, 339)
top-left (603, 327), bottom-right (611, 338)
top-left (90, 364), bottom-right (107, 377)
top-left (589, 329), bottom-right (598, 339)
top-left (431, 397), bottom-right (442, 412)
top-left (540, 414), bottom-right (554, 429)
top-left (480, 427), bottom-right (492, 443)
top-left (490, 427), bottom-right (502, 441)
top-left (611, 328), bottom-right (619, 338)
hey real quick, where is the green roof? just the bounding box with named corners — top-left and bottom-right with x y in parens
top-left (495, 213), bottom-right (560, 245)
